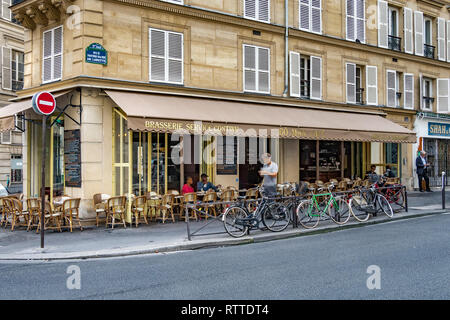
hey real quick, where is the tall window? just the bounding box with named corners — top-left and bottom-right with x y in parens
top-left (388, 6), bottom-right (401, 51)
top-left (0, 0), bottom-right (11, 21)
top-left (149, 28), bottom-right (183, 84)
top-left (244, 0), bottom-right (270, 23)
top-left (113, 109), bottom-right (129, 196)
top-left (346, 0), bottom-right (365, 43)
top-left (11, 50), bottom-right (24, 91)
top-left (290, 52), bottom-right (322, 100)
top-left (421, 77), bottom-right (433, 111)
top-left (300, 56), bottom-right (310, 98)
top-left (42, 25), bottom-right (63, 83)
top-left (10, 154), bottom-right (22, 183)
top-left (423, 16), bottom-right (434, 58)
top-left (346, 63), bottom-right (377, 105)
top-left (243, 44), bottom-right (270, 94)
top-left (299, 0), bottom-right (322, 34)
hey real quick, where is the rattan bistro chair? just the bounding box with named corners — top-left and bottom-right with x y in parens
top-left (0, 197), bottom-right (10, 227)
top-left (36, 201), bottom-right (62, 233)
top-left (26, 198), bottom-right (41, 231)
top-left (131, 195), bottom-right (148, 227)
top-left (157, 194), bottom-right (175, 223)
top-left (198, 191), bottom-right (217, 220)
top-left (8, 198), bottom-right (30, 231)
top-left (93, 193), bottom-right (107, 227)
top-left (105, 196), bottom-right (127, 229)
top-left (182, 192), bottom-right (198, 221)
top-left (62, 198), bottom-right (83, 232)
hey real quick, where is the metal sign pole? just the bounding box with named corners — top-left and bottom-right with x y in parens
top-left (40, 115), bottom-right (47, 248)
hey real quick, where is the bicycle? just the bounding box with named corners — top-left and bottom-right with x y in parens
top-left (222, 186), bottom-right (290, 238)
top-left (349, 183), bottom-right (394, 221)
top-left (378, 179), bottom-right (405, 213)
top-left (295, 183), bottom-right (351, 229)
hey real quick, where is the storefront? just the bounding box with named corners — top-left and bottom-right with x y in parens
top-left (413, 113), bottom-right (450, 188)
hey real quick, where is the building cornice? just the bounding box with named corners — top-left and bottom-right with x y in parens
top-left (417, 0), bottom-right (448, 10)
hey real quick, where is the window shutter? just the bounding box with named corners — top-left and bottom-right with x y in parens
top-left (346, 0), bottom-right (355, 40)
top-left (414, 11), bottom-right (424, 56)
top-left (386, 70), bottom-right (396, 107)
top-left (289, 51), bottom-right (300, 97)
top-left (437, 18), bottom-right (446, 61)
top-left (355, 0), bottom-right (365, 43)
top-left (149, 29), bottom-right (166, 82)
top-left (404, 74), bottom-right (414, 110)
top-left (42, 29), bottom-right (52, 83)
top-left (1, 131), bottom-right (11, 144)
top-left (258, 0), bottom-right (270, 22)
top-left (2, 0), bottom-right (11, 21)
top-left (447, 21), bottom-right (450, 63)
top-left (257, 47), bottom-right (270, 93)
top-left (299, 0), bottom-right (310, 31)
top-left (403, 8), bottom-right (413, 54)
top-left (310, 56), bottom-right (321, 100)
top-left (244, 45), bottom-right (256, 92)
top-left (437, 78), bottom-right (449, 113)
top-left (168, 32), bottom-right (183, 84)
top-left (244, 0), bottom-right (256, 20)
top-left (366, 66), bottom-right (378, 105)
top-left (419, 74), bottom-right (423, 110)
top-left (346, 63), bottom-right (356, 103)
top-left (2, 47), bottom-right (11, 90)
top-left (311, 0), bottom-right (321, 34)
top-left (53, 26), bottom-right (63, 80)
top-left (377, 0), bottom-right (388, 48)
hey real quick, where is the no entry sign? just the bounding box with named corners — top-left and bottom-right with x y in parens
top-left (32, 91), bottom-right (56, 115)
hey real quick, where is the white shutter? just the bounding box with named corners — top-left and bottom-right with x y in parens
top-left (53, 26), bottom-right (63, 81)
top-left (257, 47), bottom-right (270, 93)
top-left (437, 18), bottom-right (446, 61)
top-left (366, 66), bottom-right (378, 105)
top-left (2, 0), bottom-right (11, 21)
top-left (377, 0), bottom-right (388, 48)
top-left (167, 32), bottom-right (183, 84)
top-left (299, 0), bottom-right (310, 31)
top-left (244, 45), bottom-right (256, 92)
top-left (310, 56), bottom-right (322, 100)
top-left (404, 74), bottom-right (414, 110)
top-left (403, 7), bottom-right (413, 54)
top-left (346, 63), bottom-right (356, 103)
top-left (447, 21), bottom-right (450, 63)
top-left (346, 0), bottom-right (355, 41)
top-left (42, 29), bottom-right (52, 83)
top-left (258, 0), bottom-right (270, 22)
top-left (244, 0), bottom-right (256, 20)
top-left (299, 0), bottom-right (321, 33)
top-left (414, 11), bottom-right (424, 56)
top-left (419, 74), bottom-right (423, 110)
top-left (437, 78), bottom-right (449, 113)
top-left (355, 0), bottom-right (365, 43)
top-left (1, 131), bottom-right (11, 144)
top-left (289, 51), bottom-right (300, 97)
top-left (2, 47), bottom-right (11, 90)
top-left (149, 29), bottom-right (166, 82)
top-left (311, 0), bottom-right (321, 34)
top-left (386, 70), bottom-right (397, 107)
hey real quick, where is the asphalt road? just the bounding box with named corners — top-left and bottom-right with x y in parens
top-left (0, 212), bottom-right (449, 300)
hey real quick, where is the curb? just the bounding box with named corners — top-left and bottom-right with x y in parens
top-left (0, 209), bottom-right (447, 261)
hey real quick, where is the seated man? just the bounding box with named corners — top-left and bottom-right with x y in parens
top-left (384, 165), bottom-right (396, 178)
top-left (197, 174), bottom-right (219, 192)
top-left (365, 165), bottom-right (380, 184)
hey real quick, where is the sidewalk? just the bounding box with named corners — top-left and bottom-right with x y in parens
top-left (0, 190), bottom-right (447, 261)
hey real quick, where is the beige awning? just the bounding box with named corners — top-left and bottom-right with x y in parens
top-left (0, 90), bottom-right (72, 132)
top-left (106, 90), bottom-right (416, 143)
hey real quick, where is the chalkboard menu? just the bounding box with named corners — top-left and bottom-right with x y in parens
top-left (216, 137), bottom-right (237, 175)
top-left (64, 129), bottom-right (81, 188)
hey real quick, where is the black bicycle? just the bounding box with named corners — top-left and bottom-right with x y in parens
top-left (222, 187), bottom-right (290, 237)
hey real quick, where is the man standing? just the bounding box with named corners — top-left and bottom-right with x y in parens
top-left (416, 151), bottom-right (432, 192)
top-left (259, 153), bottom-right (278, 197)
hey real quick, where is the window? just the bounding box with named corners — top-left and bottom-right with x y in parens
top-left (0, 131), bottom-right (11, 144)
top-left (355, 66), bottom-right (363, 103)
top-left (423, 16), bottom-right (435, 58)
top-left (244, 0), bottom-right (270, 23)
top-left (113, 109), bottom-right (129, 196)
top-left (388, 7), bottom-right (401, 51)
top-left (437, 78), bottom-right (449, 113)
top-left (421, 77), bottom-right (434, 111)
top-left (0, 0), bottom-right (11, 21)
top-left (42, 25), bottom-right (63, 83)
top-left (346, 0), bottom-right (365, 43)
top-left (15, 114), bottom-right (24, 132)
top-left (243, 44), bottom-right (270, 94)
top-left (403, 74), bottom-right (414, 110)
top-left (299, 0), bottom-right (322, 34)
top-left (10, 154), bottom-right (22, 183)
top-left (290, 52), bottom-right (322, 100)
top-left (347, 64), bottom-right (378, 105)
top-left (11, 50), bottom-right (24, 91)
top-left (149, 28), bottom-right (183, 84)
top-left (386, 70), bottom-right (401, 108)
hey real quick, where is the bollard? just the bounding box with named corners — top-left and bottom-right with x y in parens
top-left (442, 172), bottom-right (446, 210)
top-left (185, 206), bottom-right (191, 241)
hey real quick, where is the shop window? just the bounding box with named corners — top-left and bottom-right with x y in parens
top-left (299, 140), bottom-right (317, 182)
top-left (244, 0), bottom-right (270, 23)
top-left (42, 25), bottom-right (63, 83)
top-left (243, 44), bottom-right (270, 94)
top-left (113, 109), bottom-right (129, 196)
top-left (149, 28), bottom-right (183, 84)
top-left (299, 0), bottom-right (322, 34)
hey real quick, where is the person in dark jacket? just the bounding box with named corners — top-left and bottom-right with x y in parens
top-left (416, 151), bottom-right (431, 192)
top-left (197, 174), bottom-right (219, 192)
top-left (384, 165), bottom-right (396, 178)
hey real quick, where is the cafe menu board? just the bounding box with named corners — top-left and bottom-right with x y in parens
top-left (216, 137), bottom-right (237, 175)
top-left (64, 129), bottom-right (81, 188)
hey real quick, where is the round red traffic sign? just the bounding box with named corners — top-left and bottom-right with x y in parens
top-left (32, 91), bottom-right (56, 115)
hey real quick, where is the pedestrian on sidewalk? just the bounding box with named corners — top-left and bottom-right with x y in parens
top-left (416, 151), bottom-right (432, 192)
top-left (259, 153), bottom-right (278, 197)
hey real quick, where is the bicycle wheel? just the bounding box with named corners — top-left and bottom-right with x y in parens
top-left (223, 206), bottom-right (248, 237)
top-left (328, 196), bottom-right (351, 225)
top-left (296, 200), bottom-right (320, 229)
top-left (349, 196), bottom-right (371, 222)
top-left (377, 194), bottom-right (394, 218)
top-left (262, 202), bottom-right (290, 232)
top-left (390, 188), bottom-right (405, 212)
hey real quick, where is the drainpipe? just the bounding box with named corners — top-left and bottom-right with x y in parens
top-left (282, 0), bottom-right (289, 97)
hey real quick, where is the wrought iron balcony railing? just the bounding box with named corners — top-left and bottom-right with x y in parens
top-left (424, 44), bottom-right (435, 59)
top-left (388, 35), bottom-right (402, 52)
top-left (423, 96), bottom-right (435, 109)
top-left (356, 88), bottom-right (364, 104)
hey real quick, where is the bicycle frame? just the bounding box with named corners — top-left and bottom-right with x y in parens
top-left (307, 192), bottom-right (339, 218)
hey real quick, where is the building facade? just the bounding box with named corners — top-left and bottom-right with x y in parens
top-left (1, 0), bottom-right (448, 219)
top-left (0, 0), bottom-right (24, 193)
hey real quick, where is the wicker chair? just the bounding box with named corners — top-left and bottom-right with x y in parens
top-left (93, 193), bottom-right (107, 227)
top-left (157, 194), bottom-right (175, 223)
top-left (36, 201), bottom-right (62, 233)
top-left (182, 192), bottom-right (197, 221)
top-left (62, 198), bottom-right (83, 232)
top-left (131, 195), bottom-right (148, 227)
top-left (105, 196), bottom-right (127, 229)
top-left (145, 192), bottom-right (160, 221)
top-left (26, 198), bottom-right (41, 231)
top-left (8, 198), bottom-right (30, 231)
top-left (198, 191), bottom-right (218, 220)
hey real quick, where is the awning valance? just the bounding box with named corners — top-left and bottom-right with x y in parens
top-left (106, 90), bottom-right (416, 144)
